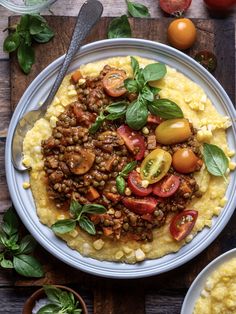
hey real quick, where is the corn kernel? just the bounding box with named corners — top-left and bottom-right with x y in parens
top-left (141, 180), bottom-right (149, 188)
top-left (141, 243), bottom-right (152, 253)
top-left (52, 96), bottom-right (60, 105)
top-left (69, 229), bottom-right (78, 238)
top-left (229, 162), bottom-right (236, 170)
top-left (220, 197), bottom-right (227, 207)
top-left (23, 182), bottom-right (30, 189)
top-left (68, 90), bottom-right (77, 97)
top-left (123, 246), bottom-right (132, 254)
top-left (93, 239), bottom-right (104, 250)
top-left (57, 214), bottom-right (65, 220)
top-left (185, 234), bottom-right (193, 243)
top-left (78, 78), bottom-right (86, 85)
top-left (50, 116), bottom-right (58, 128)
top-left (136, 167), bottom-right (141, 173)
top-left (67, 84), bottom-right (75, 91)
top-left (142, 127), bottom-right (149, 135)
top-left (227, 150), bottom-right (235, 157)
top-left (125, 187), bottom-right (132, 196)
top-left (135, 249), bottom-right (145, 262)
top-left (115, 251), bottom-right (124, 260)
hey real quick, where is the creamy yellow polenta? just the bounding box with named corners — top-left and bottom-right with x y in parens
top-left (23, 56), bottom-right (235, 263)
top-left (194, 257), bottom-right (236, 314)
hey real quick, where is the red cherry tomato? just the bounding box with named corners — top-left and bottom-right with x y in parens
top-left (122, 197), bottom-right (159, 215)
top-left (170, 210), bottom-right (198, 241)
top-left (152, 175), bottom-right (180, 198)
top-left (128, 171), bottom-right (152, 197)
top-left (194, 51), bottom-right (217, 72)
top-left (117, 125), bottom-right (145, 160)
top-left (159, 0), bottom-right (192, 14)
top-left (103, 70), bottom-right (127, 97)
top-left (203, 0), bottom-right (235, 11)
top-left (147, 114), bottom-right (163, 124)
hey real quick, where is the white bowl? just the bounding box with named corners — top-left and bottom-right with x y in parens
top-left (5, 39), bottom-right (236, 278)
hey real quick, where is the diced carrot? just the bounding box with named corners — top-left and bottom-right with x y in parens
top-left (103, 227), bottom-right (113, 236)
top-left (71, 70), bottom-right (82, 84)
top-left (86, 187), bottom-right (100, 201)
top-left (90, 214), bottom-right (101, 224)
top-left (180, 181), bottom-right (192, 194)
top-left (105, 155), bottom-right (117, 171)
top-left (104, 192), bottom-right (121, 202)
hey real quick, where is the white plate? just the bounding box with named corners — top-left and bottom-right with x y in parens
top-left (5, 39), bottom-right (236, 278)
top-left (181, 248), bottom-right (236, 313)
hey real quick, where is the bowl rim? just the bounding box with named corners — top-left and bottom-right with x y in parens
top-left (5, 38), bottom-right (236, 279)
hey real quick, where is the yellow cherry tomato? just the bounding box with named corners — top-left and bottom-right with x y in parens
top-left (140, 148), bottom-right (172, 184)
top-left (172, 148), bottom-right (199, 173)
top-left (167, 18), bottom-right (197, 50)
top-left (155, 118), bottom-right (192, 145)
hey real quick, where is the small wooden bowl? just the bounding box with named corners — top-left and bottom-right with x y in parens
top-left (23, 285), bottom-right (88, 314)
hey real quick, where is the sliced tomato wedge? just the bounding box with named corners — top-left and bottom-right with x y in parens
top-left (103, 70), bottom-right (127, 97)
top-left (152, 175), bottom-right (180, 198)
top-left (169, 210), bottom-right (198, 241)
top-left (117, 125), bottom-right (145, 160)
top-left (160, 0), bottom-right (192, 14)
top-left (147, 114), bottom-right (163, 124)
top-left (128, 171), bottom-right (152, 197)
top-left (122, 197), bottom-right (159, 215)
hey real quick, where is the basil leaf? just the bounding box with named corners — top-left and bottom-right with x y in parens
top-left (51, 219), bottom-right (76, 234)
top-left (37, 304), bottom-right (61, 314)
top-left (79, 216), bottom-right (96, 235)
top-left (116, 176), bottom-right (126, 195)
top-left (0, 231), bottom-right (8, 246)
top-left (149, 86), bottom-right (161, 95)
top-left (73, 309), bottom-right (82, 314)
top-left (0, 258), bottom-right (14, 269)
top-left (17, 14), bottom-right (30, 32)
top-left (106, 111), bottom-right (126, 121)
top-left (33, 26), bottom-right (54, 43)
top-left (141, 85), bottom-right (154, 102)
top-left (131, 56), bottom-right (139, 78)
top-left (106, 101), bottom-right (128, 114)
top-left (43, 285), bottom-right (62, 305)
top-left (3, 33), bottom-right (20, 53)
top-left (17, 235), bottom-right (36, 255)
top-left (3, 207), bottom-right (19, 236)
top-left (89, 112), bottom-right (105, 134)
top-left (13, 254), bottom-right (44, 277)
top-left (127, 1), bottom-right (150, 17)
top-left (148, 98), bottom-right (184, 119)
top-left (126, 99), bottom-right (148, 130)
top-left (17, 42), bottom-right (35, 74)
top-left (143, 63), bottom-right (167, 82)
top-left (82, 204), bottom-right (106, 215)
top-left (70, 200), bottom-right (83, 217)
top-left (136, 69), bottom-right (145, 89)
top-left (29, 14), bottom-right (46, 35)
top-left (203, 143), bottom-right (229, 177)
top-left (108, 15), bottom-right (132, 39)
top-left (120, 161), bottom-right (137, 176)
top-left (124, 78), bottom-right (139, 93)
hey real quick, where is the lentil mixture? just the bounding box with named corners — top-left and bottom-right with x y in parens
top-left (41, 65), bottom-right (203, 242)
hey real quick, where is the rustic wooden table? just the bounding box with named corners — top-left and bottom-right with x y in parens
top-left (0, 1), bottom-right (236, 313)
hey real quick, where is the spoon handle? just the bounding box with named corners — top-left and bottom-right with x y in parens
top-left (41, 0), bottom-right (103, 110)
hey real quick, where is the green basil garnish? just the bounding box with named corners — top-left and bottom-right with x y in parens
top-left (127, 1), bottom-right (150, 18)
top-left (148, 98), bottom-right (184, 119)
top-left (116, 161), bottom-right (137, 195)
top-left (108, 15), bottom-right (132, 39)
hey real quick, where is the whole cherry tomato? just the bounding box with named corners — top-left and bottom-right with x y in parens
top-left (117, 125), bottom-right (145, 160)
top-left (170, 209), bottom-right (198, 241)
top-left (194, 51), bottom-right (217, 72)
top-left (167, 18), bottom-right (197, 50)
top-left (172, 148), bottom-right (200, 174)
top-left (203, 0), bottom-right (235, 11)
top-left (128, 171), bottom-right (153, 197)
top-left (159, 0), bottom-right (192, 14)
top-left (152, 175), bottom-right (180, 197)
top-left (122, 197), bottom-right (159, 215)
top-left (103, 70), bottom-right (127, 97)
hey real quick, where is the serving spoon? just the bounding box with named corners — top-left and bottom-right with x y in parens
top-left (12, 0), bottom-right (103, 171)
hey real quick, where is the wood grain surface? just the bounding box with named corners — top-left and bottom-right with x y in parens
top-left (0, 11), bottom-right (235, 314)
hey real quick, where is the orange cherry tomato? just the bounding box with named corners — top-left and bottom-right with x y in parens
top-left (103, 70), bottom-right (127, 97)
top-left (170, 209), bottom-right (198, 241)
top-left (167, 18), bottom-right (197, 50)
top-left (172, 148), bottom-right (199, 174)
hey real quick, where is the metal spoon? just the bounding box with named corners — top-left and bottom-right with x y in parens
top-left (12, 0), bottom-right (103, 171)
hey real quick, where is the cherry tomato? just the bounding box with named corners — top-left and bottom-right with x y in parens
top-left (159, 0), bottom-right (192, 14)
top-left (155, 119), bottom-right (192, 145)
top-left (203, 0), bottom-right (235, 11)
top-left (194, 51), bottom-right (217, 72)
top-left (170, 210), bottom-right (198, 241)
top-left (147, 114), bottom-right (163, 124)
top-left (122, 197), bottom-right (159, 215)
top-left (167, 18), bottom-right (197, 50)
top-left (128, 171), bottom-right (153, 197)
top-left (140, 148), bottom-right (172, 184)
top-left (117, 125), bottom-right (145, 160)
top-left (103, 70), bottom-right (127, 97)
top-left (172, 148), bottom-right (200, 174)
top-left (153, 175), bottom-right (180, 197)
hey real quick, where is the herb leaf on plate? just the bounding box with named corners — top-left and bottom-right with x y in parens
top-left (108, 15), bottom-right (132, 39)
top-left (148, 98), bottom-right (184, 119)
top-left (116, 161), bottom-right (137, 194)
top-left (126, 98), bottom-right (148, 130)
top-left (127, 1), bottom-right (150, 17)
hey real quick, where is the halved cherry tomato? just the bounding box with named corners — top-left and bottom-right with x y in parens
top-left (172, 148), bottom-right (200, 174)
top-left (194, 51), bottom-right (217, 72)
top-left (167, 18), bottom-right (197, 50)
top-left (160, 0), bottom-right (192, 14)
top-left (122, 197), bottom-right (159, 215)
top-left (170, 210), bottom-right (198, 241)
top-left (147, 114), bottom-right (163, 124)
top-left (153, 175), bottom-right (180, 197)
top-left (140, 148), bottom-right (172, 184)
top-left (155, 118), bottom-right (192, 145)
top-left (117, 125), bottom-right (145, 160)
top-left (128, 171), bottom-right (152, 196)
top-left (103, 70), bottom-right (127, 97)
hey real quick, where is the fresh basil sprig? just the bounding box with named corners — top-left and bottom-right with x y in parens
top-left (3, 14), bottom-right (54, 74)
top-left (52, 201), bottom-right (106, 235)
top-left (0, 207), bottom-right (44, 278)
top-left (126, 1), bottom-right (150, 17)
top-left (116, 161), bottom-right (137, 194)
top-left (203, 143), bottom-right (229, 179)
top-left (148, 99), bottom-right (184, 119)
top-left (108, 15), bottom-right (132, 39)
top-left (37, 285), bottom-right (82, 314)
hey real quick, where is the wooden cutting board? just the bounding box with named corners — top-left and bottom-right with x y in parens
top-left (8, 16), bottom-right (236, 314)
